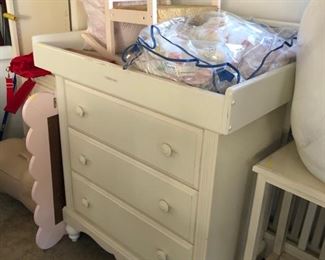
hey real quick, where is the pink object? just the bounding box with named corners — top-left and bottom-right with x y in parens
top-left (23, 92), bottom-right (66, 250)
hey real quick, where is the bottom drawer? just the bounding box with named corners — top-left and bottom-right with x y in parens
top-left (72, 174), bottom-right (193, 260)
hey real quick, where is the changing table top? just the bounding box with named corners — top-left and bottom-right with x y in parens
top-left (32, 30), bottom-right (295, 135)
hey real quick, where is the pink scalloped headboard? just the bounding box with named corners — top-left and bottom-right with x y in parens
top-left (23, 92), bottom-right (66, 250)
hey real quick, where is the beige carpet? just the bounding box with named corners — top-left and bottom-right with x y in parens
top-left (0, 193), bottom-right (115, 260)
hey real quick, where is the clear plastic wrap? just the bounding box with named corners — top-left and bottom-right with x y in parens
top-left (123, 11), bottom-right (297, 93)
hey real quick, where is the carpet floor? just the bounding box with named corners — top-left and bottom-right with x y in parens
top-left (0, 193), bottom-right (115, 260)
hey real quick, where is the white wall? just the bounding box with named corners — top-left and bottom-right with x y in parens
top-left (175, 0), bottom-right (309, 23)
top-left (13, 0), bottom-right (71, 54)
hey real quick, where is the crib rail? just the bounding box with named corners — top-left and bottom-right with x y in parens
top-left (105, 0), bottom-right (220, 54)
top-left (267, 189), bottom-right (325, 260)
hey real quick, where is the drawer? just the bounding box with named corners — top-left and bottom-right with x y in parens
top-left (65, 81), bottom-right (203, 188)
top-left (69, 129), bottom-right (198, 242)
top-left (72, 174), bottom-right (193, 260)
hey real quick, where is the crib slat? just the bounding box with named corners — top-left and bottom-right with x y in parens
top-left (310, 208), bottom-right (325, 252)
top-left (274, 192), bottom-right (293, 255)
top-left (298, 202), bottom-right (318, 251)
top-left (211, 0), bottom-right (221, 6)
top-left (320, 239), bottom-right (325, 260)
top-left (270, 189), bottom-right (284, 232)
top-left (289, 199), bottom-right (308, 242)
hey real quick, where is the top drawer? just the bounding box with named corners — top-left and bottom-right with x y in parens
top-left (64, 81), bottom-right (203, 188)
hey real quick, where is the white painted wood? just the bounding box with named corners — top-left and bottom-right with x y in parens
top-left (320, 239), bottom-right (325, 260)
top-left (105, 0), bottom-right (115, 54)
top-left (267, 252), bottom-right (301, 260)
top-left (64, 207), bottom-right (138, 260)
top-left (260, 185), bottom-right (276, 252)
top-left (244, 175), bottom-right (267, 260)
top-left (5, 0), bottom-right (20, 56)
top-left (33, 31), bottom-right (85, 50)
top-left (55, 76), bottom-right (73, 208)
top-left (253, 144), bottom-right (325, 208)
top-left (174, 0), bottom-right (308, 23)
top-left (269, 189), bottom-right (283, 232)
top-left (81, 33), bottom-right (119, 63)
top-left (33, 26), bottom-right (295, 259)
top-left (148, 0), bottom-right (158, 24)
top-left (22, 92), bottom-right (66, 249)
top-left (66, 225), bottom-right (80, 242)
top-left (33, 39), bottom-right (225, 133)
top-left (274, 192), bottom-right (293, 255)
top-left (65, 81), bottom-right (203, 188)
top-left (251, 143), bottom-right (325, 260)
top-left (68, 129), bottom-right (198, 242)
top-left (105, 0), bottom-right (219, 55)
top-left (211, 0), bottom-right (221, 7)
top-left (288, 198), bottom-right (308, 242)
top-left (193, 131), bottom-right (219, 260)
top-left (310, 208), bottom-right (325, 252)
top-left (65, 94), bottom-right (286, 260)
top-left (69, 0), bottom-right (306, 35)
top-left (207, 107), bottom-right (286, 260)
top-left (225, 64), bottom-right (296, 134)
top-left (265, 232), bottom-right (320, 260)
top-left (72, 174), bottom-right (193, 260)
top-left (110, 9), bottom-right (150, 24)
top-left (32, 31), bottom-right (296, 134)
top-left (288, 247), bottom-right (319, 260)
top-left (298, 203), bottom-right (318, 251)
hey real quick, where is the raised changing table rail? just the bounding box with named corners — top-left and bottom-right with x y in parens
top-left (33, 31), bottom-right (295, 135)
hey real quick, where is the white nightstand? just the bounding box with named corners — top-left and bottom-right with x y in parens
top-left (244, 142), bottom-right (325, 260)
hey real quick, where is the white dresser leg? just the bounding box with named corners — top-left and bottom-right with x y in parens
top-left (66, 225), bottom-right (81, 242)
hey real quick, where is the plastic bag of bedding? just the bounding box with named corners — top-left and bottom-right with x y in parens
top-left (122, 11), bottom-right (298, 93)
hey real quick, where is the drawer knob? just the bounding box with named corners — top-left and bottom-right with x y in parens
top-left (156, 250), bottom-right (168, 260)
top-left (159, 200), bottom-right (170, 213)
top-left (81, 198), bottom-right (90, 208)
top-left (79, 155), bottom-right (88, 165)
top-left (75, 106), bottom-right (85, 117)
top-left (160, 143), bottom-right (173, 157)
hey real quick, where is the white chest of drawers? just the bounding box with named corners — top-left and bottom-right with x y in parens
top-left (33, 30), bottom-right (296, 260)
